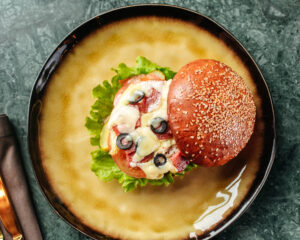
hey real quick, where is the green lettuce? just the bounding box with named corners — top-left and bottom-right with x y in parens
top-left (85, 56), bottom-right (197, 192)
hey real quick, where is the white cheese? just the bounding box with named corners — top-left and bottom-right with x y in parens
top-left (137, 159), bottom-right (178, 179)
top-left (132, 127), bottom-right (160, 162)
top-left (157, 139), bottom-right (177, 154)
top-left (107, 105), bottom-right (139, 133)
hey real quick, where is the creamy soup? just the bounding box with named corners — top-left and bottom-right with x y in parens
top-left (39, 17), bottom-right (263, 240)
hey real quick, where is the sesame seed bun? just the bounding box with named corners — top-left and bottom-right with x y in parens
top-left (167, 59), bottom-right (256, 167)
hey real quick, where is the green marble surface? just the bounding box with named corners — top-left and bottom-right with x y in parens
top-left (0, 0), bottom-right (299, 239)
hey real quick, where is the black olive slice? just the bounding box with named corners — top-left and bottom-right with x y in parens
top-left (151, 117), bottom-right (168, 134)
top-left (116, 133), bottom-right (133, 150)
top-left (154, 154), bottom-right (167, 167)
top-left (128, 90), bottom-right (145, 104)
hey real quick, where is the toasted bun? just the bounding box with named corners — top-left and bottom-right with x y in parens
top-left (167, 59), bottom-right (256, 167)
top-left (111, 149), bottom-right (146, 178)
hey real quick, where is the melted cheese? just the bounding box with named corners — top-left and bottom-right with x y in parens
top-left (141, 80), bottom-right (171, 126)
top-left (107, 105), bottom-right (139, 133)
top-left (157, 139), bottom-right (177, 155)
top-left (132, 127), bottom-right (160, 162)
top-left (138, 159), bottom-right (178, 179)
top-left (107, 78), bottom-right (179, 179)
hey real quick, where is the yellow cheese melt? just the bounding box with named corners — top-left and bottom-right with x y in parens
top-left (107, 78), bottom-right (179, 179)
top-left (108, 105), bottom-right (140, 133)
top-left (132, 127), bottom-right (160, 162)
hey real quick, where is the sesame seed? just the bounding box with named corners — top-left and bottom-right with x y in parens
top-left (169, 59), bottom-right (256, 165)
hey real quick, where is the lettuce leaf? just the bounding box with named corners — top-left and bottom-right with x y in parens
top-left (85, 56), bottom-right (196, 192)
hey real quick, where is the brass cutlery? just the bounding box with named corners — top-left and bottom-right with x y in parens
top-left (0, 176), bottom-right (23, 239)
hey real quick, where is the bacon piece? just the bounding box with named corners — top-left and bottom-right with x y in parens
top-left (114, 73), bottom-right (164, 106)
top-left (170, 151), bottom-right (189, 172)
top-left (144, 88), bottom-right (161, 113)
top-left (131, 88), bottom-right (161, 114)
top-left (155, 127), bottom-right (173, 140)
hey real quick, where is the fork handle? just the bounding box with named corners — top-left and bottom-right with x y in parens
top-left (0, 176), bottom-right (23, 239)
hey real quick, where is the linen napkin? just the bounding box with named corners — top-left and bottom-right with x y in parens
top-left (0, 114), bottom-right (43, 240)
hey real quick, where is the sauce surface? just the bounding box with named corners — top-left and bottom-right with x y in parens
top-left (39, 17), bottom-right (264, 239)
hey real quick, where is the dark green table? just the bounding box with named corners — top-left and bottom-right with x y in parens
top-left (0, 0), bottom-right (299, 239)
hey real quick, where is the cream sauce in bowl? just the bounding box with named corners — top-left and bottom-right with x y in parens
top-left (29, 8), bottom-right (275, 240)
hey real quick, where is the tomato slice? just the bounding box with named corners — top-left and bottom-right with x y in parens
top-left (112, 147), bottom-right (146, 178)
top-left (113, 77), bottom-right (135, 106)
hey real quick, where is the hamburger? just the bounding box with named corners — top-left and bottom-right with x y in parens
top-left (168, 59), bottom-right (256, 167)
top-left (86, 57), bottom-right (256, 191)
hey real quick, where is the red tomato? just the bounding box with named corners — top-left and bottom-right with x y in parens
top-left (112, 146), bottom-right (146, 178)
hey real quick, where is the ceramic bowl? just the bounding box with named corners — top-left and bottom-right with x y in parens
top-left (28, 4), bottom-right (276, 240)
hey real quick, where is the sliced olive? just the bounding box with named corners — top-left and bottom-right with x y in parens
top-left (116, 133), bottom-right (133, 150)
top-left (129, 90), bottom-right (145, 104)
top-left (151, 117), bottom-right (168, 134)
top-left (154, 154), bottom-right (167, 167)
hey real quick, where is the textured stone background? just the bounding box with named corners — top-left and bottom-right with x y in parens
top-left (0, 0), bottom-right (299, 239)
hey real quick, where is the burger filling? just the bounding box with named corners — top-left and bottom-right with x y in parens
top-left (102, 74), bottom-right (188, 179)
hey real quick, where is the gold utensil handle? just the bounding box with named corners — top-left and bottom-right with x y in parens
top-left (0, 176), bottom-right (23, 239)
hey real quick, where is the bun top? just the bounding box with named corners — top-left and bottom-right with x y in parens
top-left (167, 59), bottom-right (256, 167)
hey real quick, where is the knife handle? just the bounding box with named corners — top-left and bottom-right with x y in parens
top-left (0, 176), bottom-right (23, 239)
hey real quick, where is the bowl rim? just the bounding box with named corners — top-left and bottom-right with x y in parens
top-left (27, 3), bottom-right (276, 240)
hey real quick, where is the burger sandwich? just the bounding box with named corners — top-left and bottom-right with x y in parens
top-left (86, 57), bottom-right (256, 191)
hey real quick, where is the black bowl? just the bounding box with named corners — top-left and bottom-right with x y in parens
top-left (28, 4), bottom-right (276, 240)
